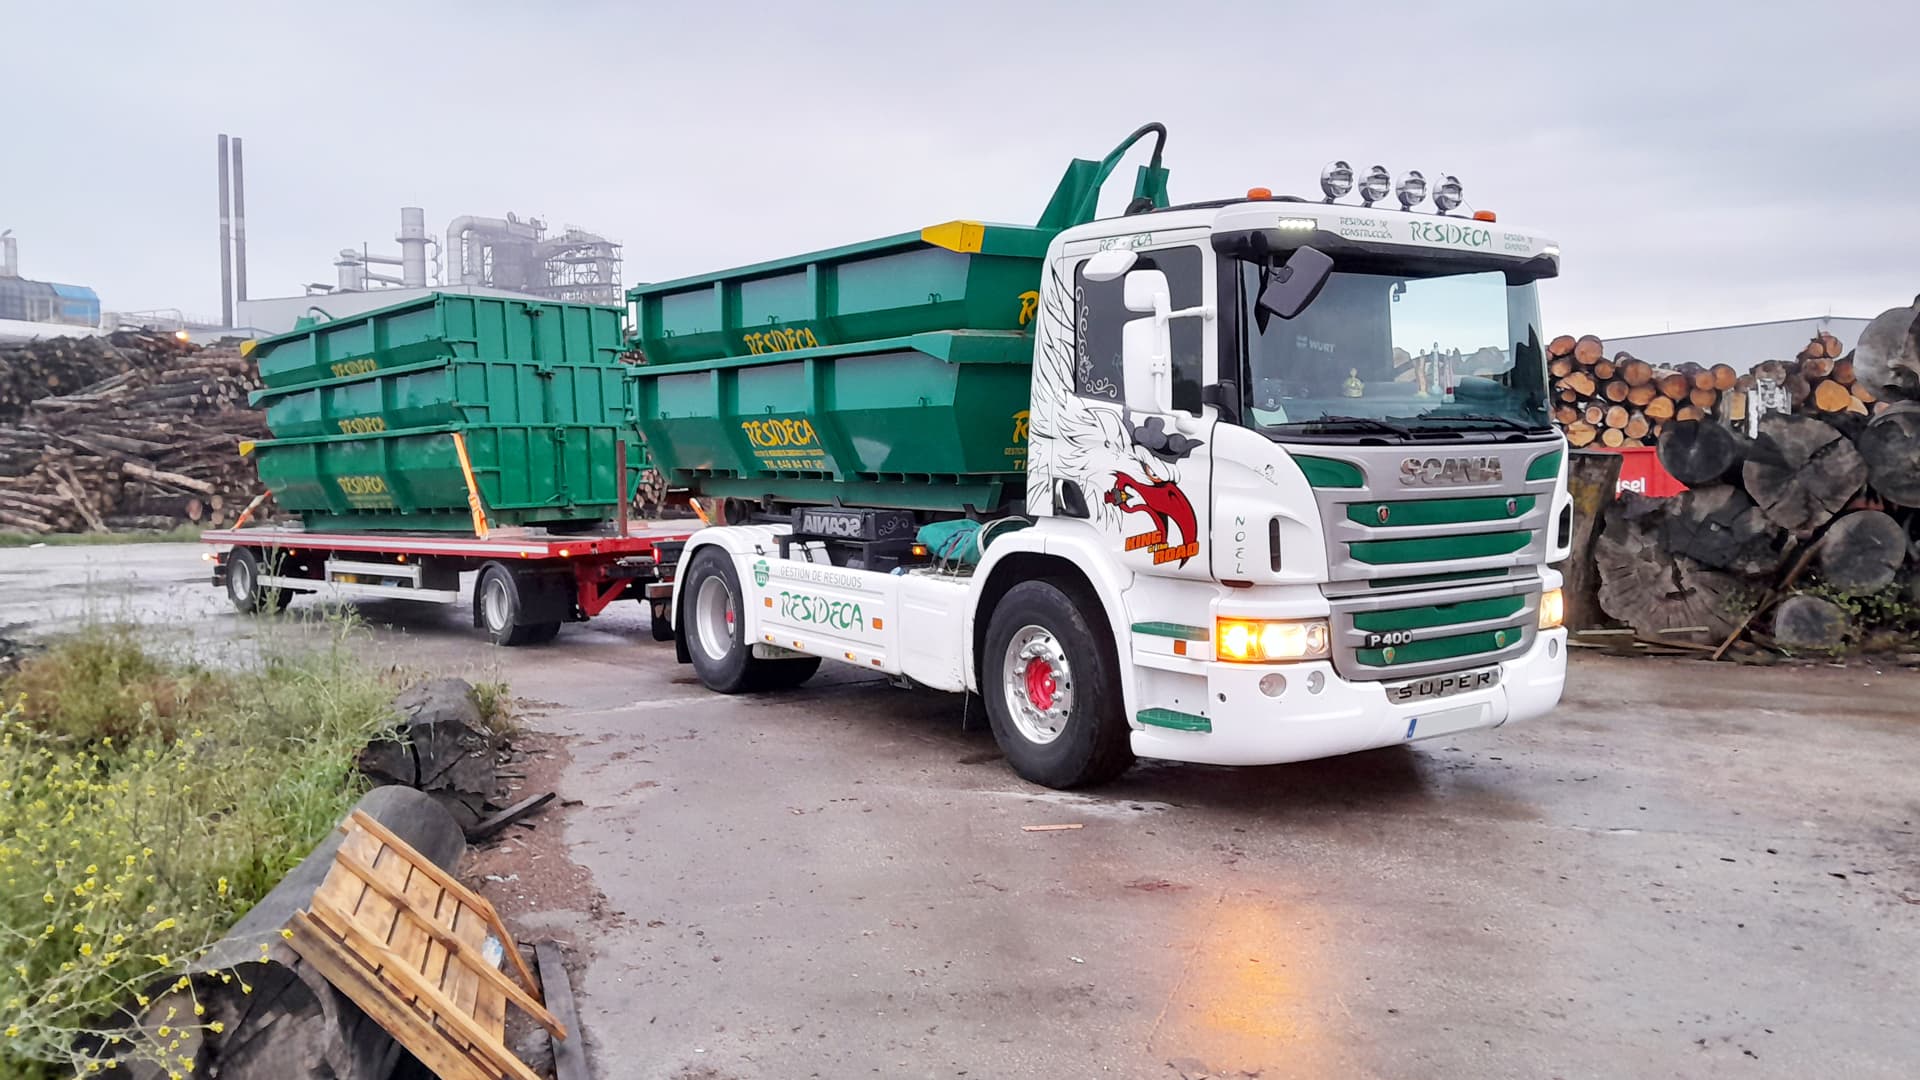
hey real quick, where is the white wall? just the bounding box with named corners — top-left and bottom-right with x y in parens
top-left (1603, 316), bottom-right (1872, 368)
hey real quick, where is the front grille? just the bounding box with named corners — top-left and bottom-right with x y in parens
top-left (1329, 578), bottom-right (1540, 682)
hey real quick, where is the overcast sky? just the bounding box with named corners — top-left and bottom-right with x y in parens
top-left (4, 1), bottom-right (1915, 339)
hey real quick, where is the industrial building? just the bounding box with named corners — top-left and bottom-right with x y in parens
top-left (0, 229), bottom-right (104, 341)
top-left (326, 207), bottom-right (623, 306)
top-left (1605, 315), bottom-right (1874, 368)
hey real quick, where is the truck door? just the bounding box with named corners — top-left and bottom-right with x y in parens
top-left (1067, 243), bottom-right (1218, 582)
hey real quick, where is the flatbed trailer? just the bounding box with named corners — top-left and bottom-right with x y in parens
top-left (201, 522), bottom-right (693, 644)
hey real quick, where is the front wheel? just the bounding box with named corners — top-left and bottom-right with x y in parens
top-left (681, 547), bottom-right (820, 692)
top-left (981, 579), bottom-right (1133, 789)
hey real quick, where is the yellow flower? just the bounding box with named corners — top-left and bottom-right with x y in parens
top-left (151, 917), bottom-right (178, 933)
top-left (208, 1021), bottom-right (225, 1033)
top-left (80, 943), bottom-right (93, 956)
top-left (217, 877), bottom-right (229, 897)
top-left (5, 1026), bottom-right (18, 1037)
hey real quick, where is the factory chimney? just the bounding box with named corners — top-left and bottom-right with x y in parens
top-left (0, 229), bottom-right (16, 278)
top-left (217, 134), bottom-right (234, 327)
top-left (232, 137), bottom-right (248, 304)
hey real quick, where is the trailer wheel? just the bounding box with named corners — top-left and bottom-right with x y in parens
top-left (981, 579), bottom-right (1133, 789)
top-left (226, 548), bottom-right (293, 615)
top-left (682, 547), bottom-right (819, 692)
top-left (475, 564), bottom-right (561, 646)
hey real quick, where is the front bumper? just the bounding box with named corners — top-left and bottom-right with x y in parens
top-left (1129, 628), bottom-right (1566, 766)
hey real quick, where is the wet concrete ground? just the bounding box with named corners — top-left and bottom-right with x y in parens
top-left (4, 542), bottom-right (1918, 1078)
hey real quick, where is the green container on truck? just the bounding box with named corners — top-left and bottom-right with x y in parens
top-left (244, 292), bottom-right (639, 532)
top-left (625, 144), bottom-right (1169, 513)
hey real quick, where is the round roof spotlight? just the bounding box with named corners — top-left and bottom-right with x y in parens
top-left (1433, 174), bottom-right (1463, 214)
top-left (1319, 160), bottom-right (1353, 202)
top-left (1358, 165), bottom-right (1392, 207)
top-left (1396, 170), bottom-right (1428, 210)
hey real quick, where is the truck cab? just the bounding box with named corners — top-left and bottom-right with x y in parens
top-left (649, 135), bottom-right (1569, 788)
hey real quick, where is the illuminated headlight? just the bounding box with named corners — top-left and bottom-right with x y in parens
top-left (1275, 216), bottom-right (1316, 232)
top-left (1538, 588), bottom-right (1565, 630)
top-left (1432, 174), bottom-right (1463, 213)
top-left (1396, 170), bottom-right (1427, 210)
top-left (1319, 160), bottom-right (1353, 201)
top-left (1217, 617), bottom-right (1332, 663)
top-left (1359, 165), bottom-right (1391, 206)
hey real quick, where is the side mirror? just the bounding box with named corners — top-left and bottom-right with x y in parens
top-left (1256, 245), bottom-right (1334, 326)
top-left (1081, 248), bottom-right (1137, 283)
top-left (1123, 268), bottom-right (1170, 315)
top-left (1122, 314), bottom-right (1171, 414)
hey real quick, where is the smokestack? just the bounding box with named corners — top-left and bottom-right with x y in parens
top-left (217, 134), bottom-right (234, 327)
top-left (398, 207), bottom-right (428, 288)
top-left (232, 137), bottom-right (248, 305)
top-left (0, 230), bottom-right (16, 278)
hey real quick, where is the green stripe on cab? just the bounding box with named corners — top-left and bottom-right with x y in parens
top-left (1526, 449), bottom-right (1564, 481)
top-left (1353, 594), bottom-right (1526, 632)
top-left (1346, 495), bottom-right (1536, 528)
top-left (1357, 627), bottom-right (1521, 666)
top-left (1292, 455), bottom-right (1364, 488)
top-left (1132, 622), bottom-right (1210, 640)
top-left (1348, 530), bottom-right (1532, 565)
top-left (1137, 708), bottom-right (1211, 732)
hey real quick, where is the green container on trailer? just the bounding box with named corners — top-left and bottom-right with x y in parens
top-left (622, 124), bottom-right (1175, 513)
top-left (249, 423), bottom-right (630, 532)
top-left (243, 291), bottom-right (641, 531)
top-left (250, 292), bottom-right (625, 389)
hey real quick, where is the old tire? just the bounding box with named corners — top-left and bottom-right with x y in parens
top-left (475, 564), bottom-right (559, 646)
top-left (681, 547), bottom-right (819, 692)
top-left (981, 579), bottom-right (1133, 789)
top-left (226, 547), bottom-right (293, 615)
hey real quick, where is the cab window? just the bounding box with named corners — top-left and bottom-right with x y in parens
top-left (1073, 246), bottom-right (1204, 414)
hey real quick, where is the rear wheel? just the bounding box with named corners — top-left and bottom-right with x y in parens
top-left (226, 547), bottom-right (293, 615)
top-left (981, 579), bottom-right (1132, 789)
top-left (475, 564), bottom-right (561, 646)
top-left (682, 547), bottom-right (820, 692)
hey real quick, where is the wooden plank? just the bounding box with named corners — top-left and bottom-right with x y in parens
top-left (536, 943), bottom-right (593, 1080)
top-left (398, 861), bottom-right (457, 1022)
top-left (307, 904), bottom-right (545, 1080)
top-left (349, 809), bottom-right (542, 997)
top-left (288, 914), bottom-right (498, 1080)
top-left (466, 792), bottom-right (556, 841)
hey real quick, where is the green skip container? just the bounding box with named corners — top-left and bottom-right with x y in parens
top-left (245, 291), bottom-right (639, 532)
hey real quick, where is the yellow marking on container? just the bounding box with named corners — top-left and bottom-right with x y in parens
top-left (240, 339), bottom-right (257, 356)
top-left (238, 440), bottom-right (256, 456)
top-left (920, 220), bottom-right (986, 254)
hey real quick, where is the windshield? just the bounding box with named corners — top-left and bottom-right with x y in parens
top-left (1239, 263), bottom-right (1552, 437)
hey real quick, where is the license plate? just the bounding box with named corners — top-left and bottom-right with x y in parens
top-left (1386, 666), bottom-right (1500, 704)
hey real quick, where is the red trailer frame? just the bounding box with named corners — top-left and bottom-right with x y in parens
top-left (201, 523), bottom-right (694, 645)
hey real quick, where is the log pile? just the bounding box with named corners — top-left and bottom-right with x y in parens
top-left (0, 333), bottom-right (176, 423)
top-left (1549, 333), bottom-right (1741, 448)
top-left (1591, 407), bottom-right (1919, 653)
top-left (0, 338), bottom-right (271, 535)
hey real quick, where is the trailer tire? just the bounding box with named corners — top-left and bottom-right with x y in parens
top-left (475, 563), bottom-right (560, 646)
top-left (682, 547), bottom-right (819, 692)
top-left (226, 548), bottom-right (293, 615)
top-left (981, 578), bottom-right (1133, 789)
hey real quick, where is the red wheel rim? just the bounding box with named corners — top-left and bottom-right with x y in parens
top-left (1023, 657), bottom-right (1057, 711)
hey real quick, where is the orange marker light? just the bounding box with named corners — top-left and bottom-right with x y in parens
top-left (1473, 210), bottom-right (1497, 222)
top-left (1246, 187), bottom-right (1273, 201)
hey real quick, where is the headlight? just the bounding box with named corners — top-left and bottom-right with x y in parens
top-left (1319, 160), bottom-right (1353, 201)
top-left (1396, 170), bottom-right (1427, 210)
top-left (1217, 617), bottom-right (1331, 663)
top-left (1359, 165), bottom-right (1391, 207)
top-left (1538, 588), bottom-right (1565, 631)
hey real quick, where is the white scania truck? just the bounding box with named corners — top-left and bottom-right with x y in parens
top-left (627, 128), bottom-right (1570, 788)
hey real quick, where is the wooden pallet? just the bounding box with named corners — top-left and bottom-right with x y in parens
top-left (285, 809), bottom-right (566, 1080)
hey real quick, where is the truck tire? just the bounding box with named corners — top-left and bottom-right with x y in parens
top-left (981, 579), bottom-right (1133, 789)
top-left (226, 547), bottom-right (293, 615)
top-left (475, 563), bottom-right (561, 646)
top-left (682, 547), bottom-right (820, 692)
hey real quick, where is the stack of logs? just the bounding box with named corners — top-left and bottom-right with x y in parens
top-left (1550, 333), bottom-right (1741, 448)
top-left (0, 336), bottom-right (271, 535)
top-left (1589, 333), bottom-right (1920, 653)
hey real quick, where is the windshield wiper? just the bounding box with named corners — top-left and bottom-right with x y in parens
top-left (1273, 415), bottom-right (1413, 437)
top-left (1411, 413), bottom-right (1550, 433)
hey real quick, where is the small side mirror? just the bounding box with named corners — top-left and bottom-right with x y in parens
top-left (1256, 245), bottom-right (1334, 326)
top-left (1081, 248), bottom-right (1137, 283)
top-left (1123, 268), bottom-right (1170, 316)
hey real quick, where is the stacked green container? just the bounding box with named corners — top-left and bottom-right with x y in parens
top-left (246, 293), bottom-right (639, 532)
top-left (625, 222), bottom-right (1053, 512)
